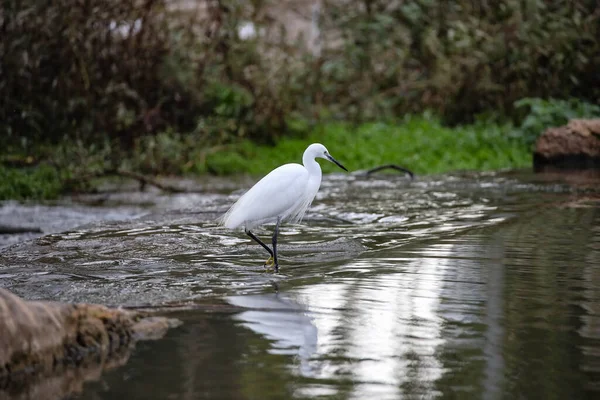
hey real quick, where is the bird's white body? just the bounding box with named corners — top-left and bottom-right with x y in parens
top-left (222, 145), bottom-right (326, 230)
top-left (221, 143), bottom-right (347, 271)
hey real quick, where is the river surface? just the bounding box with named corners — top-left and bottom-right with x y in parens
top-left (1, 170), bottom-right (599, 399)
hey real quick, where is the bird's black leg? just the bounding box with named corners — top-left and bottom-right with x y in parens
top-left (245, 229), bottom-right (273, 258)
top-left (272, 217), bottom-right (281, 272)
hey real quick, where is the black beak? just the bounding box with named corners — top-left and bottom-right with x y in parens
top-left (326, 154), bottom-right (348, 171)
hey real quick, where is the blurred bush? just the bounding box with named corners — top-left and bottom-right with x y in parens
top-left (0, 0), bottom-right (295, 155)
top-left (319, 0), bottom-right (600, 123)
top-left (1, 0), bottom-right (599, 155)
top-left (2, 0), bottom-right (178, 149)
top-left (0, 165), bottom-right (63, 200)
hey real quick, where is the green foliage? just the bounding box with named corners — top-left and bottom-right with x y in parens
top-left (130, 131), bottom-right (200, 175)
top-left (3, 0), bottom-right (599, 151)
top-left (0, 166), bottom-right (63, 200)
top-left (514, 98), bottom-right (600, 146)
top-left (206, 151), bottom-right (250, 175)
top-left (319, 0), bottom-right (600, 123)
top-left (1, 0), bottom-right (180, 146)
top-left (2, 1), bottom-right (596, 199)
top-left (0, 115), bottom-right (531, 199)
top-left (206, 115), bottom-right (531, 176)
top-left (0, 0), bottom-right (292, 150)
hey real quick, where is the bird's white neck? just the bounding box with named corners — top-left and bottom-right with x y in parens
top-left (303, 153), bottom-right (322, 178)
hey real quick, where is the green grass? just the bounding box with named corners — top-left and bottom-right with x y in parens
top-left (0, 165), bottom-right (63, 200)
top-left (0, 114), bottom-right (532, 200)
top-left (205, 114), bottom-right (531, 176)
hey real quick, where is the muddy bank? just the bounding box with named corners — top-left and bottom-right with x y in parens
top-left (534, 118), bottom-right (600, 171)
top-left (0, 288), bottom-right (180, 400)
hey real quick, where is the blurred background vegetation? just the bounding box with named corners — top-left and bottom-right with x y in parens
top-left (1, 0), bottom-right (599, 198)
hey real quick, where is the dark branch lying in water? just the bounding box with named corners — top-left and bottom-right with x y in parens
top-left (66, 168), bottom-right (188, 193)
top-left (0, 225), bottom-right (42, 234)
top-left (112, 169), bottom-right (186, 193)
top-left (65, 164), bottom-right (415, 196)
top-left (365, 164), bottom-right (415, 179)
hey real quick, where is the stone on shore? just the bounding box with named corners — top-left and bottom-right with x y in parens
top-left (534, 119), bottom-right (600, 171)
top-left (0, 288), bottom-right (180, 398)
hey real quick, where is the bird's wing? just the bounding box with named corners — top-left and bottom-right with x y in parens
top-left (221, 163), bottom-right (309, 229)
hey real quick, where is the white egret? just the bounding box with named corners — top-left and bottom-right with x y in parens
top-left (221, 143), bottom-right (348, 272)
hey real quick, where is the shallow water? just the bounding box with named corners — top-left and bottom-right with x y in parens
top-left (1, 170), bottom-right (599, 399)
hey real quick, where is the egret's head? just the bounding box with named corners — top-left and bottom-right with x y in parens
top-left (306, 143), bottom-right (348, 171)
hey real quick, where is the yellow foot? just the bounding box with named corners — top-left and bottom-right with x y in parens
top-left (263, 256), bottom-right (276, 272)
top-left (264, 257), bottom-right (279, 272)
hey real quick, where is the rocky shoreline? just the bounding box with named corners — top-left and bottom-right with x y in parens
top-left (0, 289), bottom-right (180, 399)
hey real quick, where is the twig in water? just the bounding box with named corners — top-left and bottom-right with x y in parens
top-left (113, 169), bottom-right (185, 193)
top-left (65, 169), bottom-right (187, 193)
top-left (0, 225), bottom-right (42, 234)
top-left (365, 164), bottom-right (415, 179)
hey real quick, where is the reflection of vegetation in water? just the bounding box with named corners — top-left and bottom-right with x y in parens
top-left (82, 310), bottom-right (302, 400)
top-left (500, 209), bottom-right (597, 399)
top-left (432, 208), bottom-right (600, 399)
top-left (2, 169), bottom-right (598, 398)
top-left (239, 335), bottom-right (297, 399)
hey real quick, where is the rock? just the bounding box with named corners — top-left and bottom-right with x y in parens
top-left (534, 119), bottom-right (600, 171)
top-left (131, 316), bottom-right (182, 341)
top-left (0, 289), bottom-right (181, 399)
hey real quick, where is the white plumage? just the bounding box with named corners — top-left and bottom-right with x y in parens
top-left (220, 143), bottom-right (347, 271)
top-left (222, 163), bottom-right (315, 229)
